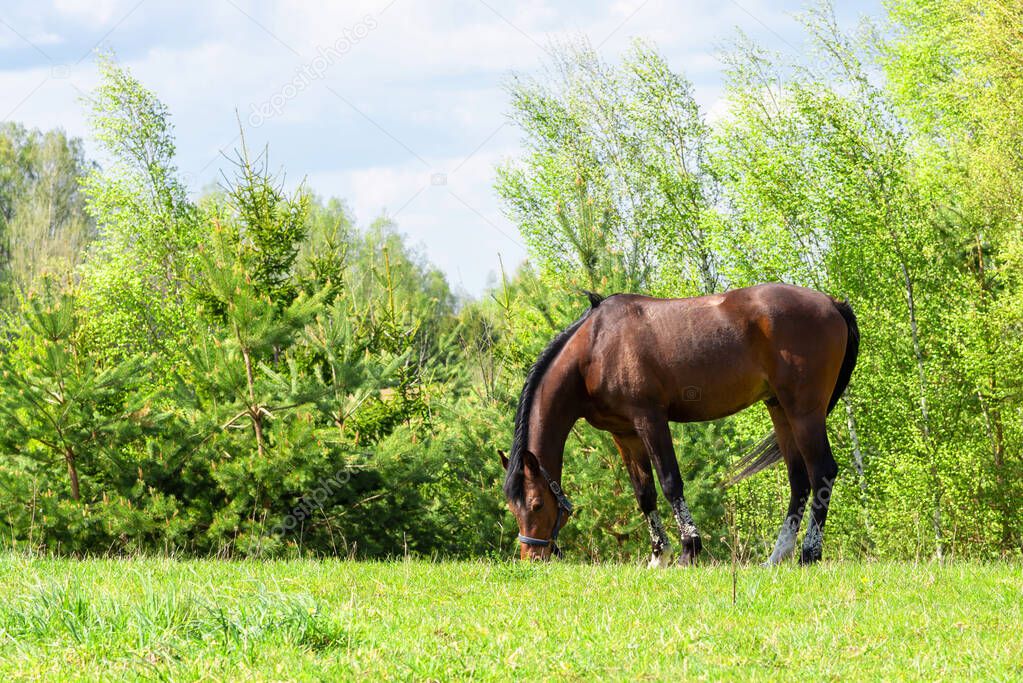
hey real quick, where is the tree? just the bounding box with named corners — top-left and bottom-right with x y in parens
top-left (496, 38), bottom-right (724, 297)
top-left (79, 52), bottom-right (203, 361)
top-left (0, 277), bottom-right (159, 502)
top-left (885, 0), bottom-right (1023, 550)
top-left (0, 124), bottom-right (94, 309)
top-left (189, 142), bottom-right (325, 462)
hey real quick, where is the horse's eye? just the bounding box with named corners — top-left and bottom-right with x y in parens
top-left (527, 498), bottom-right (543, 512)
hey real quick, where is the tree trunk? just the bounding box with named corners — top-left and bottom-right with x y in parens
top-left (843, 396), bottom-right (871, 535)
top-left (251, 410), bottom-right (266, 459)
top-left (65, 447), bottom-right (80, 501)
top-left (237, 324), bottom-right (266, 459)
top-left (897, 259), bottom-right (943, 558)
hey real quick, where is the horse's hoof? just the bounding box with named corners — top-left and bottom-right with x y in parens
top-left (647, 551), bottom-right (673, 569)
top-left (799, 548), bottom-right (822, 565)
top-left (677, 536), bottom-right (702, 566)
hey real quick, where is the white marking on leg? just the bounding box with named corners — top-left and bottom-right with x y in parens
top-left (671, 498), bottom-right (699, 540)
top-left (645, 511), bottom-right (673, 568)
top-left (765, 516), bottom-right (799, 565)
top-left (648, 551), bottom-right (673, 568)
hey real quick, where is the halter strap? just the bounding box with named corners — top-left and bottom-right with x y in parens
top-left (517, 465), bottom-right (573, 557)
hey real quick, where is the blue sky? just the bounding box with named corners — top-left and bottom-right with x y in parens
top-left (1, 0), bottom-right (882, 296)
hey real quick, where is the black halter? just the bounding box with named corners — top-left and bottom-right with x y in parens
top-left (517, 465), bottom-right (574, 558)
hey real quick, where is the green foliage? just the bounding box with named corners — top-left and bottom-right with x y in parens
top-left (0, 123), bottom-right (94, 308)
top-left (0, 278), bottom-right (172, 551)
top-left (496, 38), bottom-right (722, 296)
top-left (79, 52), bottom-right (204, 361)
top-left (220, 143), bottom-right (308, 304)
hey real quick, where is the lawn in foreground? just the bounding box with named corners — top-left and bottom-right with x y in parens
top-left (0, 555), bottom-right (1020, 681)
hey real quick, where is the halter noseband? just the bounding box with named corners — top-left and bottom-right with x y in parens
top-left (517, 465), bottom-right (574, 558)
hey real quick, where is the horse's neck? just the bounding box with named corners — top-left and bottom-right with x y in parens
top-left (527, 358), bottom-right (583, 479)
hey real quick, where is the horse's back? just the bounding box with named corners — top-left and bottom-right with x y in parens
top-left (587, 283), bottom-right (838, 352)
top-left (579, 283), bottom-right (848, 423)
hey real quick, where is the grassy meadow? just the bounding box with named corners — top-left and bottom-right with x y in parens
top-left (0, 555), bottom-right (1020, 681)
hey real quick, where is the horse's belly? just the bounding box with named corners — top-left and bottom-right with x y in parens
top-left (665, 375), bottom-right (769, 422)
top-left (653, 332), bottom-right (769, 421)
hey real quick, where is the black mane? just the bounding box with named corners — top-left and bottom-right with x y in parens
top-left (503, 291), bottom-right (605, 504)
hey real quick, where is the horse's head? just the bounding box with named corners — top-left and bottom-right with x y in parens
top-left (500, 449), bottom-right (573, 560)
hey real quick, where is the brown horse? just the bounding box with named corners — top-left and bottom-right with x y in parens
top-left (501, 283), bottom-right (859, 565)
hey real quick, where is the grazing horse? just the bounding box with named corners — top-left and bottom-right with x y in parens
top-left (501, 283), bottom-right (859, 566)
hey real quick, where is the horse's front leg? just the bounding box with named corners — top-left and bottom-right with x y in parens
top-left (635, 416), bottom-right (703, 566)
top-left (614, 433), bottom-right (673, 567)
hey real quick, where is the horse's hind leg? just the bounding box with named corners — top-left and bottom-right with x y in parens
top-left (764, 403), bottom-right (811, 566)
top-left (613, 433), bottom-right (673, 567)
top-left (634, 415), bottom-right (702, 566)
top-left (787, 412), bottom-right (838, 564)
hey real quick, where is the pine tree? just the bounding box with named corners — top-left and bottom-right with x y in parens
top-left (0, 277), bottom-right (159, 501)
top-left (190, 139), bottom-right (326, 460)
top-left (191, 223), bottom-right (324, 459)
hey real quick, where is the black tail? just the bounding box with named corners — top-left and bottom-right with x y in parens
top-left (826, 299), bottom-right (859, 415)
top-left (726, 299), bottom-right (860, 486)
top-left (725, 433), bottom-right (782, 487)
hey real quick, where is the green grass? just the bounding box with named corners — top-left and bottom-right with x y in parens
top-left (0, 555), bottom-right (1020, 681)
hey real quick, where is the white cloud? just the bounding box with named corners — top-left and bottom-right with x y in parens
top-left (53, 0), bottom-right (133, 28)
top-left (305, 141), bottom-right (526, 295)
top-left (0, 0), bottom-right (882, 295)
top-left (0, 30), bottom-right (62, 49)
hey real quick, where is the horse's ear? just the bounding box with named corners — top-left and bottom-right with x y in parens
top-left (522, 449), bottom-right (541, 472)
top-left (498, 450), bottom-right (509, 470)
